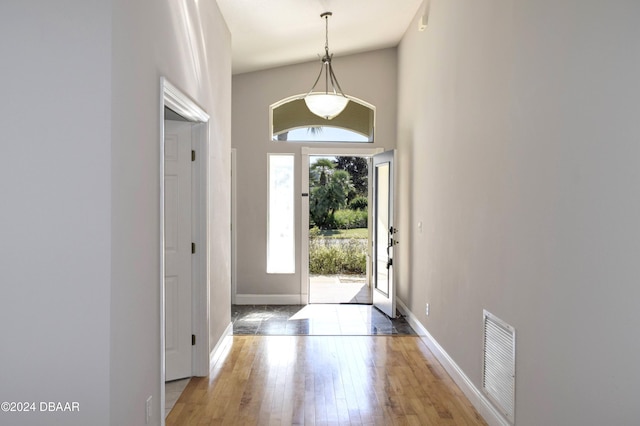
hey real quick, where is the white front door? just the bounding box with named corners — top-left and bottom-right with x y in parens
top-left (372, 150), bottom-right (396, 318)
top-left (164, 119), bottom-right (193, 381)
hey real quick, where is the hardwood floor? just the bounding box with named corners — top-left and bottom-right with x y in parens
top-left (167, 335), bottom-right (487, 425)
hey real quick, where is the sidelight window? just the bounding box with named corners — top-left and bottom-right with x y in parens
top-left (267, 154), bottom-right (295, 273)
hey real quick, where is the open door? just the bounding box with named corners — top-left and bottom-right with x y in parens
top-left (372, 150), bottom-right (396, 318)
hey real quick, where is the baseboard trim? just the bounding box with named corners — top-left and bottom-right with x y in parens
top-left (235, 294), bottom-right (303, 305)
top-left (209, 322), bottom-right (233, 367)
top-left (396, 299), bottom-right (509, 426)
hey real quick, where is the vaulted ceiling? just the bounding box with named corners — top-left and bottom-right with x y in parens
top-left (216, 0), bottom-right (424, 75)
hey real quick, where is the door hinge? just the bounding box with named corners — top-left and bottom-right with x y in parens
top-left (192, 334), bottom-right (196, 345)
top-left (191, 150), bottom-right (196, 161)
top-left (191, 242), bottom-right (196, 254)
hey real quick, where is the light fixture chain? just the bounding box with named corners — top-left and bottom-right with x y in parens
top-left (325, 14), bottom-right (329, 56)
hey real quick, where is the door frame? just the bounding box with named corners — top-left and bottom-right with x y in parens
top-left (371, 150), bottom-right (397, 318)
top-left (300, 147), bottom-right (383, 304)
top-left (230, 148), bottom-right (237, 304)
top-left (160, 78), bottom-right (210, 423)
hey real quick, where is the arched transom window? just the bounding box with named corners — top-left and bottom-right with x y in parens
top-left (270, 95), bottom-right (375, 143)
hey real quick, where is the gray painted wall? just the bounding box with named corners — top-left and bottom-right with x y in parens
top-left (111, 0), bottom-right (231, 425)
top-left (397, 0), bottom-right (640, 424)
top-left (0, 2), bottom-right (111, 425)
top-left (232, 48), bottom-right (397, 299)
top-left (0, 1), bottom-right (231, 425)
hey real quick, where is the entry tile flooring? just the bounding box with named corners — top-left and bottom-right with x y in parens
top-left (231, 304), bottom-right (416, 336)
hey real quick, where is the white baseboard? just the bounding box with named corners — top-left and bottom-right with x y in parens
top-left (396, 299), bottom-right (510, 426)
top-left (209, 322), bottom-right (233, 367)
top-left (235, 294), bottom-right (303, 305)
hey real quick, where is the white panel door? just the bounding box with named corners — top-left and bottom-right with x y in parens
top-left (164, 120), bottom-right (192, 381)
top-left (372, 150), bottom-right (396, 318)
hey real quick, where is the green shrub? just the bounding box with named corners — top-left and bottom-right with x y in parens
top-left (309, 238), bottom-right (367, 275)
top-left (348, 196), bottom-right (368, 211)
top-left (330, 209), bottom-right (368, 229)
top-left (309, 226), bottom-right (321, 239)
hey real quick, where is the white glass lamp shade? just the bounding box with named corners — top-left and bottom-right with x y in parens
top-left (304, 93), bottom-right (349, 120)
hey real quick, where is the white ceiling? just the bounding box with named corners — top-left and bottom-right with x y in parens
top-left (216, 0), bottom-right (424, 75)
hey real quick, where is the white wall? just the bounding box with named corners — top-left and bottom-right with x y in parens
top-left (0, 1), bottom-right (231, 426)
top-left (0, 2), bottom-right (111, 425)
top-left (232, 48), bottom-right (397, 299)
top-left (111, 0), bottom-right (231, 425)
top-left (397, 0), bottom-right (640, 424)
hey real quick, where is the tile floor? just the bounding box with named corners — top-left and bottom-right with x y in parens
top-left (165, 378), bottom-right (190, 418)
top-left (231, 304), bottom-right (416, 336)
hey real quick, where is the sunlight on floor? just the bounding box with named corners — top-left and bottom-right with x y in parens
top-left (309, 275), bottom-right (371, 303)
top-left (232, 304), bottom-right (416, 336)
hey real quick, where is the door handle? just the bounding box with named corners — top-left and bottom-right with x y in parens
top-left (386, 258), bottom-right (393, 269)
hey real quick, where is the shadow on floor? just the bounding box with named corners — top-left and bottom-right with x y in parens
top-left (231, 304), bottom-right (416, 336)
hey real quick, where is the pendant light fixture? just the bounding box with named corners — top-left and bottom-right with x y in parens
top-left (304, 12), bottom-right (350, 120)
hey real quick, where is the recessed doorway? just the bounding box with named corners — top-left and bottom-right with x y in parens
top-left (161, 78), bottom-right (211, 424)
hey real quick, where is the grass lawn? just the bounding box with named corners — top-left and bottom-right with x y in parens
top-left (317, 228), bottom-right (368, 239)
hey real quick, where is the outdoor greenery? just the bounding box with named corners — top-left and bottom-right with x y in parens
top-left (309, 160), bottom-right (353, 228)
top-left (348, 195), bottom-right (368, 211)
top-left (335, 157), bottom-right (368, 200)
top-left (311, 227), bottom-right (368, 239)
top-left (309, 156), bottom-right (369, 275)
top-left (331, 209), bottom-right (367, 229)
top-left (309, 157), bottom-right (369, 230)
top-left (309, 237), bottom-right (367, 275)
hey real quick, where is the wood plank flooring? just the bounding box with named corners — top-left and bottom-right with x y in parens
top-left (167, 336), bottom-right (487, 425)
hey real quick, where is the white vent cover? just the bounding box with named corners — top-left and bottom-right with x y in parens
top-left (482, 310), bottom-right (516, 424)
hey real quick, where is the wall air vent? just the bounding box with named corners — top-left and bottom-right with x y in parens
top-left (482, 310), bottom-right (516, 424)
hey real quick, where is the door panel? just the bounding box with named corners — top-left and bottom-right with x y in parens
top-left (372, 150), bottom-right (396, 318)
top-left (164, 120), bottom-right (192, 381)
